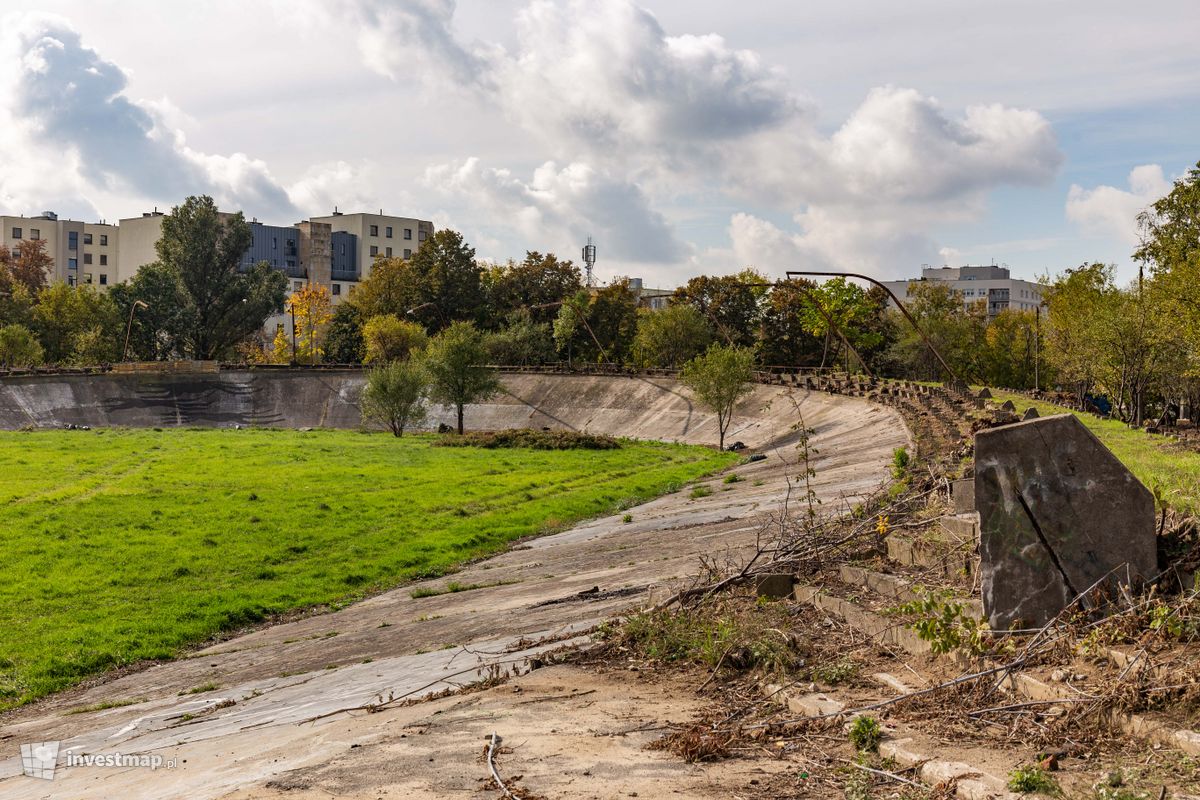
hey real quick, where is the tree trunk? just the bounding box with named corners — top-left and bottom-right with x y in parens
top-left (457, 404), bottom-right (464, 435)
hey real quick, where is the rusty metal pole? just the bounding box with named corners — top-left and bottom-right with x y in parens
top-left (782, 281), bottom-right (874, 379)
top-left (785, 270), bottom-right (964, 386)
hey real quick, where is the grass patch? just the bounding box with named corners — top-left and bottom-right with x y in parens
top-left (64, 697), bottom-right (142, 715)
top-left (1007, 764), bottom-right (1060, 795)
top-left (433, 428), bottom-right (619, 450)
top-left (689, 485), bottom-right (713, 499)
top-left (0, 428), bottom-right (734, 709)
top-left (987, 389), bottom-right (1200, 514)
top-left (409, 579), bottom-right (516, 599)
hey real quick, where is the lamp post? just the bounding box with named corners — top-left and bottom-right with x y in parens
top-left (405, 302), bottom-right (449, 330)
top-left (121, 300), bottom-right (149, 362)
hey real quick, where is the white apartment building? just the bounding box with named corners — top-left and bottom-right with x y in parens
top-left (0, 212), bottom-right (119, 287)
top-left (882, 265), bottom-right (1046, 317)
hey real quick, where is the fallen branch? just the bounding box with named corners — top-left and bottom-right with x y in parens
top-left (487, 732), bottom-right (520, 800)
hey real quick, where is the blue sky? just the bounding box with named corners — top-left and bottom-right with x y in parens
top-left (1, 0), bottom-right (1197, 287)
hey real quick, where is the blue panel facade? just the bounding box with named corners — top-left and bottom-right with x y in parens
top-left (241, 223), bottom-right (301, 278)
top-left (330, 231), bottom-right (358, 281)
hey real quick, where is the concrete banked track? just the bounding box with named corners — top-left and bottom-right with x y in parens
top-left (0, 371), bottom-right (909, 799)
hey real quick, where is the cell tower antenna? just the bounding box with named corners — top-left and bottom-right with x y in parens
top-left (582, 236), bottom-right (597, 287)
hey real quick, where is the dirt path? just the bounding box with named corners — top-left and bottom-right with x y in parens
top-left (0, 387), bottom-right (907, 799)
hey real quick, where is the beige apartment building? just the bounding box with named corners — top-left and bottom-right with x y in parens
top-left (309, 211), bottom-right (434, 283)
top-left (0, 212), bottom-right (119, 288)
top-left (882, 265), bottom-right (1046, 317)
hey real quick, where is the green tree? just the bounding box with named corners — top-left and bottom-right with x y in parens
top-left (349, 257), bottom-right (420, 321)
top-left (680, 344), bottom-right (756, 450)
top-left (405, 229), bottom-right (484, 330)
top-left (362, 314), bottom-right (428, 364)
top-left (885, 282), bottom-right (986, 382)
top-left (424, 321), bottom-right (501, 434)
top-left (757, 279), bottom-right (825, 368)
top-left (0, 324), bottom-right (43, 368)
top-left (361, 359), bottom-right (429, 437)
top-left (631, 304), bottom-right (712, 367)
top-left (324, 303), bottom-right (367, 364)
top-left (155, 195), bottom-right (288, 359)
top-left (1135, 161), bottom-right (1200, 271)
top-left (32, 282), bottom-right (121, 364)
top-left (108, 262), bottom-right (190, 361)
top-left (801, 278), bottom-right (887, 371)
top-left (672, 271), bottom-right (766, 347)
top-left (485, 309), bottom-right (555, 365)
top-left (482, 251), bottom-right (582, 327)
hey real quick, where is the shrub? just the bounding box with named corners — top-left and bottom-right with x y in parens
top-left (433, 429), bottom-right (620, 450)
top-left (848, 715), bottom-right (882, 752)
top-left (1007, 765), bottom-right (1060, 795)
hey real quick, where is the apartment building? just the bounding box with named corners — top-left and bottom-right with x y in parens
top-left (0, 212), bottom-right (119, 287)
top-left (309, 211), bottom-right (434, 290)
top-left (881, 265), bottom-right (1046, 317)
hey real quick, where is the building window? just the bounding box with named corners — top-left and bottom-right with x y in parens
top-left (68, 258), bottom-right (78, 270)
top-left (332, 283), bottom-right (341, 296)
top-left (418, 229), bottom-right (427, 241)
top-left (272, 237), bottom-right (278, 250)
top-left (339, 244), bottom-right (346, 255)
top-left (369, 245), bottom-right (378, 257)
top-left (293, 281), bottom-right (303, 292)
top-left (10, 249), bottom-right (17, 259)
top-left (403, 248), bottom-right (411, 259)
top-left (84, 253), bottom-right (93, 265)
top-left (30, 229), bottom-right (39, 240)
top-left (385, 247), bottom-right (392, 257)
top-left (84, 273), bottom-right (92, 284)
top-left (68, 231), bottom-right (78, 251)
top-left (100, 234), bottom-right (108, 246)
top-left (404, 228), bottom-right (412, 240)
top-left (10, 227), bottom-right (20, 239)
top-left (84, 233), bottom-right (93, 245)
top-left (369, 225), bottom-right (378, 236)
top-left (100, 254), bottom-right (108, 266)
top-left (68, 275), bottom-right (76, 286)
top-left (385, 226), bottom-right (393, 238)
top-left (99, 274), bottom-right (107, 285)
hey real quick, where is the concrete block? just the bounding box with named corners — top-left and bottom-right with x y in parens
top-left (975, 414), bottom-right (1156, 629)
top-left (977, 387), bottom-right (992, 399)
top-left (754, 573), bottom-right (795, 599)
top-left (951, 478), bottom-right (975, 514)
top-left (1023, 406), bottom-right (1039, 420)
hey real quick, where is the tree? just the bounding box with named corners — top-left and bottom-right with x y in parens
top-left (270, 326), bottom-right (292, 364)
top-left (0, 324), bottom-right (42, 368)
top-left (756, 279), bottom-right (827, 368)
top-left (32, 282), bottom-right (121, 364)
top-left (631, 304), bottom-right (712, 367)
top-left (405, 229), bottom-right (485, 330)
top-left (680, 344), bottom-right (756, 450)
top-left (482, 251), bottom-right (582, 327)
top-left (325, 303), bottom-right (367, 364)
top-left (155, 195), bottom-right (287, 359)
top-left (485, 309), bottom-right (555, 365)
top-left (361, 359), bottom-right (429, 437)
top-left (349, 257), bottom-right (420, 321)
top-left (287, 283), bottom-right (333, 364)
top-left (800, 278), bottom-right (887, 371)
top-left (0, 239), bottom-right (53, 296)
top-left (672, 271), bottom-right (766, 347)
top-left (107, 262), bottom-right (190, 361)
top-left (884, 281), bottom-right (987, 382)
top-left (1135, 161), bottom-right (1200, 271)
top-left (423, 321), bottom-right (501, 434)
top-left (362, 314), bottom-right (428, 364)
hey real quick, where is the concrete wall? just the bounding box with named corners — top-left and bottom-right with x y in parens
top-left (0, 371), bottom-right (865, 450)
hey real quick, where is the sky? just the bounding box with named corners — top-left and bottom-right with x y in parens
top-left (0, 0), bottom-right (1197, 288)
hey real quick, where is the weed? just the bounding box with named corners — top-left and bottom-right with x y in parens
top-left (848, 715), bottom-right (882, 752)
top-left (622, 513), bottom-right (633, 523)
top-left (689, 485), bottom-right (713, 499)
top-left (184, 681), bottom-right (220, 695)
top-left (811, 657), bottom-right (859, 685)
top-left (891, 446), bottom-right (910, 479)
top-left (889, 587), bottom-right (990, 656)
top-left (1007, 765), bottom-right (1060, 795)
top-left (616, 605), bottom-right (801, 674)
top-left (64, 698), bottom-right (142, 715)
top-left (723, 473), bottom-right (741, 484)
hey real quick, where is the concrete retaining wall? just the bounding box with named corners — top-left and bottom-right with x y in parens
top-left (0, 370), bottom-right (825, 448)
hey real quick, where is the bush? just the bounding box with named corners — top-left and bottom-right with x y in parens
top-left (433, 428), bottom-right (620, 450)
top-left (848, 715), bottom-right (882, 752)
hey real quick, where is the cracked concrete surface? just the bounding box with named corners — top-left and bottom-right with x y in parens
top-left (0, 380), bottom-right (908, 799)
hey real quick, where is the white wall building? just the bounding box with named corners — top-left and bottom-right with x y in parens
top-left (882, 265), bottom-right (1046, 316)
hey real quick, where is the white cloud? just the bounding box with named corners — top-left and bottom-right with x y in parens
top-left (423, 157), bottom-right (687, 263)
top-left (332, 0), bottom-right (1062, 280)
top-left (0, 13), bottom-right (298, 219)
top-left (1066, 164), bottom-right (1172, 245)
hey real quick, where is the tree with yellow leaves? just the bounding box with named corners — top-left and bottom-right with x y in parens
top-left (286, 283), bottom-right (333, 364)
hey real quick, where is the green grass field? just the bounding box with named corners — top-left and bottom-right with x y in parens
top-left (985, 389), bottom-right (1200, 515)
top-left (0, 428), bottom-right (736, 710)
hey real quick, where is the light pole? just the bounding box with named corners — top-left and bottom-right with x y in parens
top-left (121, 300), bottom-right (149, 362)
top-left (405, 302), bottom-right (449, 330)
